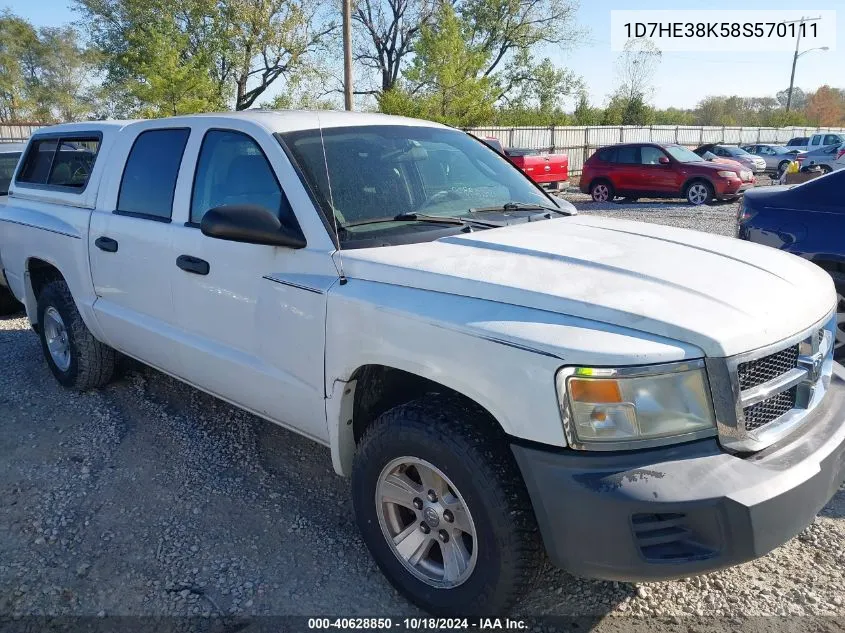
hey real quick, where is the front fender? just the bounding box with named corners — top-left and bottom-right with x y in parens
top-left (324, 279), bottom-right (698, 475)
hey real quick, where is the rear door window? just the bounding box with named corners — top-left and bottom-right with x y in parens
top-left (824, 134), bottom-right (841, 146)
top-left (117, 128), bottom-right (190, 221)
top-left (615, 146), bottom-right (639, 164)
top-left (16, 135), bottom-right (101, 191)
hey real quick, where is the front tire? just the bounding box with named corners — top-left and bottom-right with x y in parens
top-left (685, 180), bottom-right (713, 206)
top-left (352, 397), bottom-right (543, 615)
top-left (37, 279), bottom-right (117, 390)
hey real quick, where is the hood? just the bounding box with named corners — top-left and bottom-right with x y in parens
top-left (339, 216), bottom-right (835, 358)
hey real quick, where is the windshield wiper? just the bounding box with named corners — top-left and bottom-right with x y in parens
top-left (341, 212), bottom-right (500, 230)
top-left (470, 201), bottom-right (568, 216)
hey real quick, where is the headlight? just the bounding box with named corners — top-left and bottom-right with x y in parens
top-left (717, 170), bottom-right (738, 178)
top-left (555, 361), bottom-right (716, 450)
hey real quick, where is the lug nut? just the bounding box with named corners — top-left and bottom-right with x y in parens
top-left (439, 529), bottom-right (450, 543)
top-left (412, 497), bottom-right (423, 510)
top-left (419, 522), bottom-right (431, 534)
top-left (443, 509), bottom-right (454, 523)
top-left (427, 490), bottom-right (438, 503)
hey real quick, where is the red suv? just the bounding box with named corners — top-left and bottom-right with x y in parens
top-left (579, 143), bottom-right (756, 205)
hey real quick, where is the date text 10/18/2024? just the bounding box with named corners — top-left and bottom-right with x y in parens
top-left (307, 618), bottom-right (528, 630)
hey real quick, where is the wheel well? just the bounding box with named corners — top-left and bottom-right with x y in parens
top-left (682, 177), bottom-right (713, 194)
top-left (26, 259), bottom-right (64, 321)
top-left (350, 365), bottom-right (499, 445)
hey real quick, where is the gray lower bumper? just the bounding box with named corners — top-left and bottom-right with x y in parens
top-left (513, 365), bottom-right (845, 582)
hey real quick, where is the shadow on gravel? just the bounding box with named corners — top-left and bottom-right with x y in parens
top-left (820, 486), bottom-right (845, 520)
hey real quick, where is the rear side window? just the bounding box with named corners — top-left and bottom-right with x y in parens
top-left (16, 135), bottom-right (101, 190)
top-left (615, 146), bottom-right (639, 164)
top-left (190, 130), bottom-right (290, 225)
top-left (597, 147), bottom-right (616, 162)
top-left (117, 128), bottom-right (190, 221)
top-left (0, 152), bottom-right (21, 195)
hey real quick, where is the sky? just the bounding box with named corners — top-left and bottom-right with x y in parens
top-left (4, 0), bottom-right (844, 111)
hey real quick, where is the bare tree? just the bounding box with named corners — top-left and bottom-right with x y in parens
top-left (614, 38), bottom-right (661, 102)
top-left (352, 0), bottom-right (434, 94)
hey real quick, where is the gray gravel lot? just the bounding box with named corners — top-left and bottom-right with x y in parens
top-left (1, 194), bottom-right (844, 631)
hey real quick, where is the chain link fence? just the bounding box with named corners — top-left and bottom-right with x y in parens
top-left (467, 125), bottom-right (845, 179)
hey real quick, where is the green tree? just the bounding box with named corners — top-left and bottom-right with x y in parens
top-left (76, 0), bottom-right (335, 115)
top-left (573, 91), bottom-right (601, 125)
top-left (0, 12), bottom-right (40, 121)
top-left (381, 2), bottom-right (495, 126)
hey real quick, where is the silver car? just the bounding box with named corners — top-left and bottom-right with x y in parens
top-left (740, 144), bottom-right (804, 174)
top-left (798, 142), bottom-right (845, 174)
top-left (693, 144), bottom-right (767, 173)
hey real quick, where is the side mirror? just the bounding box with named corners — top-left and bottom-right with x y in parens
top-left (658, 156), bottom-right (670, 165)
top-left (200, 204), bottom-right (306, 249)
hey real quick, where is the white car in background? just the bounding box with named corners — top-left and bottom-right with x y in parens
top-left (799, 142), bottom-right (845, 174)
top-left (0, 141), bottom-right (26, 314)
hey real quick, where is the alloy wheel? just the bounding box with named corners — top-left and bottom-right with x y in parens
top-left (687, 183), bottom-right (709, 205)
top-left (592, 184), bottom-right (609, 202)
top-left (375, 456), bottom-right (478, 588)
top-left (43, 306), bottom-right (71, 371)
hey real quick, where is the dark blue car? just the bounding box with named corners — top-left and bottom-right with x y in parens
top-left (738, 169), bottom-right (845, 357)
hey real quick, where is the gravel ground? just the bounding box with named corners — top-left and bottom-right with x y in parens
top-left (1, 194), bottom-right (844, 631)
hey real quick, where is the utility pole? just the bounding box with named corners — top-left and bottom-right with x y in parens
top-left (343, 0), bottom-right (353, 111)
top-left (785, 16), bottom-right (822, 112)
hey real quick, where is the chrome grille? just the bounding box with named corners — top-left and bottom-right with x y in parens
top-left (737, 345), bottom-right (799, 391)
top-left (715, 312), bottom-right (835, 453)
top-left (743, 386), bottom-right (797, 431)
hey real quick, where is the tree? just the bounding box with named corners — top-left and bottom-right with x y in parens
top-left (605, 38), bottom-right (660, 126)
top-left (805, 85), bottom-right (844, 126)
top-left (380, 2), bottom-right (495, 126)
top-left (352, 0), bottom-right (434, 95)
top-left (573, 91), bottom-right (600, 125)
top-left (0, 12), bottom-right (40, 121)
top-left (777, 86), bottom-right (806, 110)
top-left (76, 0), bottom-right (336, 115)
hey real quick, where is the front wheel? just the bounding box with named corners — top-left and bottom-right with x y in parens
top-left (352, 397), bottom-right (543, 615)
top-left (686, 181), bottom-right (713, 206)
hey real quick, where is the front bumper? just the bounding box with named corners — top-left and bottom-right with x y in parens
top-left (714, 178), bottom-right (753, 199)
top-left (512, 363), bottom-right (845, 582)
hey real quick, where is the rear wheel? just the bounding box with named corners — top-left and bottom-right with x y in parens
top-left (36, 279), bottom-right (117, 390)
top-left (777, 160), bottom-right (790, 175)
top-left (685, 180), bottom-right (713, 206)
top-left (819, 165), bottom-right (833, 175)
top-left (352, 396), bottom-right (543, 615)
top-left (590, 180), bottom-right (614, 202)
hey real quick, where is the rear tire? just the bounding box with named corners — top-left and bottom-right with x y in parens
top-left (36, 279), bottom-right (117, 390)
top-left (777, 160), bottom-right (790, 175)
top-left (685, 180), bottom-right (713, 206)
top-left (590, 180), bottom-right (614, 202)
top-left (352, 396), bottom-right (543, 616)
top-left (820, 165), bottom-right (832, 174)
top-left (0, 284), bottom-right (22, 316)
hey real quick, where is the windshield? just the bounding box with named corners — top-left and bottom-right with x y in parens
top-left (723, 146), bottom-right (751, 157)
top-left (279, 125), bottom-right (550, 244)
top-left (770, 146), bottom-right (790, 153)
top-left (0, 152), bottom-right (21, 195)
top-left (666, 146), bottom-right (703, 163)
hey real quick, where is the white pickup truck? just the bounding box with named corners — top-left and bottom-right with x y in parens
top-left (1, 111), bottom-right (844, 615)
